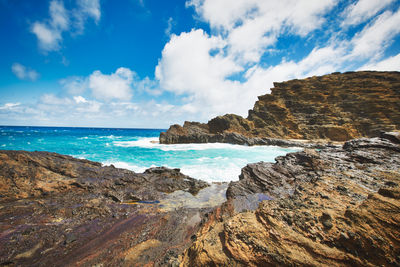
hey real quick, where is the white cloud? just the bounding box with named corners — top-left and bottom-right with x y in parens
top-left (31, 0), bottom-right (101, 52)
top-left (39, 94), bottom-right (101, 114)
top-left (31, 0), bottom-right (68, 51)
top-left (351, 8), bottom-right (400, 59)
top-left (342, 0), bottom-right (395, 26)
top-left (77, 0), bottom-right (101, 22)
top-left (359, 53), bottom-right (400, 71)
top-left (0, 103), bottom-right (21, 110)
top-left (155, 1), bottom-right (338, 119)
top-left (89, 68), bottom-right (134, 101)
top-left (73, 95), bottom-right (88, 103)
top-left (11, 63), bottom-right (39, 81)
top-left (59, 76), bottom-right (87, 94)
top-left (187, 0), bottom-right (336, 63)
top-left (152, 0), bottom-right (400, 122)
top-left (74, 0), bottom-right (101, 33)
top-left (165, 17), bottom-right (174, 36)
top-left (7, 0), bottom-right (400, 128)
top-left (60, 67), bottom-right (160, 101)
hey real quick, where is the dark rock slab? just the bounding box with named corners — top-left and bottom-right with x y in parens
top-left (0, 150), bottom-right (211, 266)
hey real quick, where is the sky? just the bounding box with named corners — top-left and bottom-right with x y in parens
top-left (0, 0), bottom-right (400, 128)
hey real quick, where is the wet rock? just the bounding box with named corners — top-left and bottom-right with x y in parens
top-left (0, 150), bottom-right (212, 267)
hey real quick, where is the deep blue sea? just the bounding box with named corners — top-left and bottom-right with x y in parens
top-left (0, 126), bottom-right (300, 182)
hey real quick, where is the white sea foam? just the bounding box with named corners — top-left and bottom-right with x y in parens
top-left (99, 135), bottom-right (123, 139)
top-left (102, 161), bottom-right (156, 173)
top-left (180, 163), bottom-right (242, 182)
top-left (112, 137), bottom-right (289, 152)
top-left (105, 137), bottom-right (301, 182)
top-left (101, 159), bottom-right (243, 182)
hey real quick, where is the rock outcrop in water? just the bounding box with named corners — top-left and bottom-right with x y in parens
top-left (160, 71), bottom-right (400, 144)
top-left (0, 151), bottom-right (210, 266)
top-left (180, 132), bottom-right (400, 266)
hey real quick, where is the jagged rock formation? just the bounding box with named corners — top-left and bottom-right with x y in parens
top-left (160, 71), bottom-right (400, 144)
top-left (0, 151), bottom-right (210, 266)
top-left (180, 132), bottom-right (400, 266)
top-left (1, 132), bottom-right (400, 266)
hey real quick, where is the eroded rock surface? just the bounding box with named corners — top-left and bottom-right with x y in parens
top-left (0, 150), bottom-right (210, 266)
top-left (160, 71), bottom-right (400, 144)
top-left (180, 134), bottom-right (400, 266)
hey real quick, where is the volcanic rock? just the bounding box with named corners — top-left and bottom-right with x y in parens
top-left (0, 150), bottom-right (210, 266)
top-left (180, 134), bottom-right (400, 266)
top-left (160, 71), bottom-right (400, 144)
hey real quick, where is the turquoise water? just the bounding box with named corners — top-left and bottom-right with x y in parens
top-left (0, 126), bottom-right (300, 182)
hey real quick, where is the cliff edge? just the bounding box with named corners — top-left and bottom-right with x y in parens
top-left (160, 71), bottom-right (400, 143)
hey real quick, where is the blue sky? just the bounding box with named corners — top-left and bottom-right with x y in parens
top-left (1, 0), bottom-right (400, 128)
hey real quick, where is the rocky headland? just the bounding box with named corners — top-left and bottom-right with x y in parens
top-left (1, 71), bottom-right (400, 266)
top-left (160, 71), bottom-right (400, 145)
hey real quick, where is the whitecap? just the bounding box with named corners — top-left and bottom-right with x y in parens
top-left (112, 137), bottom-right (298, 153)
top-left (102, 161), bottom-right (156, 173)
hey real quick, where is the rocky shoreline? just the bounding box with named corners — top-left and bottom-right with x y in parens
top-left (0, 151), bottom-right (214, 266)
top-left (1, 71), bottom-right (400, 266)
top-left (181, 132), bottom-right (400, 266)
top-left (0, 131), bottom-right (399, 266)
top-left (160, 71), bottom-right (400, 144)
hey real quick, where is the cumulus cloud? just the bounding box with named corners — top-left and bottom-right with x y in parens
top-left (187, 0), bottom-right (336, 63)
top-left (11, 63), bottom-right (39, 81)
top-left (59, 76), bottom-right (87, 94)
top-left (152, 0), bottom-right (400, 122)
top-left (31, 0), bottom-right (101, 52)
top-left (89, 68), bottom-right (134, 101)
top-left (9, 0), bottom-right (400, 128)
top-left (60, 67), bottom-right (162, 101)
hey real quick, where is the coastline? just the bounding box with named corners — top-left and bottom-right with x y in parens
top-left (1, 71), bottom-right (400, 266)
top-left (1, 131), bottom-right (400, 266)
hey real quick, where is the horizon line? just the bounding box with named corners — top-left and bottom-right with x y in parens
top-left (0, 125), bottom-right (167, 130)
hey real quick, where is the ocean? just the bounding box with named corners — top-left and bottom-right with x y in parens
top-left (0, 126), bottom-right (300, 182)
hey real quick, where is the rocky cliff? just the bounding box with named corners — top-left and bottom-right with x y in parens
top-left (160, 71), bottom-right (400, 144)
top-left (180, 132), bottom-right (400, 266)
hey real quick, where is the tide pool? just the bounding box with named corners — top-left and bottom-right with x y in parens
top-left (0, 126), bottom-right (300, 182)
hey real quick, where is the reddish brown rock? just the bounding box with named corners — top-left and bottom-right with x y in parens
top-left (0, 150), bottom-right (212, 267)
top-left (180, 135), bottom-right (400, 266)
top-left (160, 71), bottom-right (400, 144)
